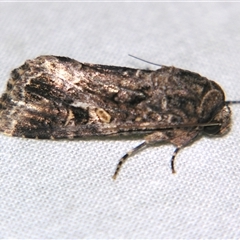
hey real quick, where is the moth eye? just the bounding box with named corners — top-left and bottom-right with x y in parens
top-left (203, 125), bottom-right (221, 135)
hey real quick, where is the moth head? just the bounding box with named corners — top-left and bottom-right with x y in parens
top-left (203, 104), bottom-right (231, 135)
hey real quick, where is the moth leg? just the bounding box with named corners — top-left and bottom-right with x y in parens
top-left (171, 147), bottom-right (180, 174)
top-left (112, 141), bottom-right (147, 180)
top-left (112, 132), bottom-right (169, 180)
top-left (169, 129), bottom-right (200, 174)
top-left (145, 129), bottom-right (200, 174)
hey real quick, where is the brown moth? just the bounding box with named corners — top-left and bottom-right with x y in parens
top-left (0, 55), bottom-right (238, 179)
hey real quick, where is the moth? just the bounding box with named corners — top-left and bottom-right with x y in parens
top-left (0, 55), bottom-right (238, 179)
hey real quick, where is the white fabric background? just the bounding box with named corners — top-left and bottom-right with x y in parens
top-left (0, 3), bottom-right (240, 239)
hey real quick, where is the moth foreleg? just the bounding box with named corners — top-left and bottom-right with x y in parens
top-left (169, 129), bottom-right (201, 174)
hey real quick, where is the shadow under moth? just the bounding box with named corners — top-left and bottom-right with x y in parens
top-left (0, 55), bottom-right (239, 179)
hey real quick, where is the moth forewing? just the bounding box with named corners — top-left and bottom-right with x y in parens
top-left (0, 55), bottom-right (238, 179)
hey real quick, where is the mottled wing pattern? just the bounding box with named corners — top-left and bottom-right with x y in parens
top-left (0, 55), bottom-right (225, 139)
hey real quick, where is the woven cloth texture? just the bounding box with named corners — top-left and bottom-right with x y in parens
top-left (0, 3), bottom-right (239, 238)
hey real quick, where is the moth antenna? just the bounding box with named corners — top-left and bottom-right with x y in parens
top-left (112, 141), bottom-right (147, 180)
top-left (128, 54), bottom-right (162, 67)
top-left (225, 100), bottom-right (240, 104)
